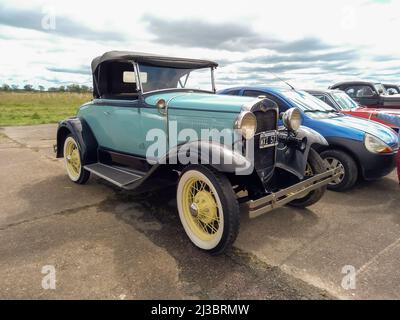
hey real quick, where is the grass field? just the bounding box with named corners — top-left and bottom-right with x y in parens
top-left (0, 92), bottom-right (92, 126)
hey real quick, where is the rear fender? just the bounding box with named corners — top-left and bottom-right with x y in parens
top-left (56, 117), bottom-right (98, 164)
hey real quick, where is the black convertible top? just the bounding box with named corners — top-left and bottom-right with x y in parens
top-left (91, 51), bottom-right (218, 73)
top-left (329, 81), bottom-right (381, 89)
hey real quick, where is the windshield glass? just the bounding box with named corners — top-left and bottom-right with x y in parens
top-left (282, 90), bottom-right (336, 112)
top-left (137, 64), bottom-right (214, 93)
top-left (330, 92), bottom-right (359, 110)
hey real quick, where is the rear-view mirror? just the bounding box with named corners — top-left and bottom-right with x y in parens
top-left (123, 71), bottom-right (148, 84)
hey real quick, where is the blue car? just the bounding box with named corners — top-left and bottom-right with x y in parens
top-left (218, 86), bottom-right (399, 191)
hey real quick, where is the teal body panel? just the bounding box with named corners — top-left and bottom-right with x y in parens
top-left (168, 108), bottom-right (239, 148)
top-left (77, 91), bottom-right (255, 158)
top-left (145, 92), bottom-right (252, 148)
top-left (145, 92), bottom-right (255, 112)
top-left (78, 99), bottom-right (166, 157)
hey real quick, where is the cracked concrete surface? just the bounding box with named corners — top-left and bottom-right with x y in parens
top-left (0, 125), bottom-right (331, 300)
top-left (0, 124), bottom-right (399, 299)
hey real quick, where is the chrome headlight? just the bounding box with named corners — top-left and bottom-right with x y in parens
top-left (282, 108), bottom-right (302, 132)
top-left (235, 111), bottom-right (257, 140)
top-left (364, 133), bottom-right (393, 154)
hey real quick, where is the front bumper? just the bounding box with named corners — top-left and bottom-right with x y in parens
top-left (244, 167), bottom-right (342, 218)
top-left (361, 151), bottom-right (397, 180)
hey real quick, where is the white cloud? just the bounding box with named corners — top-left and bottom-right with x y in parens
top-left (0, 0), bottom-right (399, 89)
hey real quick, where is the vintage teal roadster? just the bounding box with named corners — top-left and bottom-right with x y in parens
top-left (55, 51), bottom-right (340, 254)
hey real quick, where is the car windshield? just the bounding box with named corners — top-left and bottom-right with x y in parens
top-left (330, 92), bottom-right (359, 110)
top-left (137, 64), bottom-right (215, 93)
top-left (282, 90), bottom-right (336, 113)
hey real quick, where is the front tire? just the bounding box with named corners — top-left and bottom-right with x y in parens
top-left (320, 149), bottom-right (358, 192)
top-left (289, 148), bottom-right (327, 208)
top-left (63, 135), bottom-right (90, 184)
top-left (176, 165), bottom-right (240, 255)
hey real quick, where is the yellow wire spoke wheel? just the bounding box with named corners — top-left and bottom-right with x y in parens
top-left (182, 179), bottom-right (220, 241)
top-left (287, 162), bottom-right (314, 197)
top-left (177, 168), bottom-right (225, 251)
top-left (304, 162), bottom-right (313, 177)
top-left (64, 136), bottom-right (82, 181)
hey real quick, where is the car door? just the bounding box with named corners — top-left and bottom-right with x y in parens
top-left (87, 99), bottom-right (143, 155)
top-left (87, 99), bottom-right (167, 160)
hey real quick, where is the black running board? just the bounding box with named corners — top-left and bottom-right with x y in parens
top-left (84, 163), bottom-right (144, 188)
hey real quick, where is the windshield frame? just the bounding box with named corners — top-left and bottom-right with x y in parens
top-left (135, 62), bottom-right (216, 94)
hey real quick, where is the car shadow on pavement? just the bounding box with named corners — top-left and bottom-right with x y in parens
top-left (8, 175), bottom-right (109, 227)
top-left (8, 175), bottom-right (332, 299)
top-left (99, 186), bottom-right (331, 299)
top-left (237, 206), bottom-right (320, 245)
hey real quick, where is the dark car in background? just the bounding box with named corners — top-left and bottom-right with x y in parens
top-left (307, 89), bottom-right (400, 132)
top-left (383, 84), bottom-right (400, 95)
top-left (219, 86), bottom-right (399, 191)
top-left (330, 81), bottom-right (400, 109)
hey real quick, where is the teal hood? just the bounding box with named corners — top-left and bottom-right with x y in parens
top-left (145, 91), bottom-right (256, 113)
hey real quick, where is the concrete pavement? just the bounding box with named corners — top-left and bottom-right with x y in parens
top-left (0, 125), bottom-right (330, 299)
top-left (0, 124), bottom-right (399, 299)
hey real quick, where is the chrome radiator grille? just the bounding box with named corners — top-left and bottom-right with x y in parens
top-left (255, 109), bottom-right (277, 133)
top-left (253, 109), bottom-right (277, 182)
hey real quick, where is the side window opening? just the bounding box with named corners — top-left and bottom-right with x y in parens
top-left (97, 61), bottom-right (140, 100)
top-left (243, 91), bottom-right (287, 112)
top-left (224, 89), bottom-right (241, 96)
top-left (345, 87), bottom-right (356, 98)
top-left (356, 86), bottom-right (375, 97)
top-left (346, 85), bottom-right (376, 99)
top-left (243, 90), bottom-right (265, 97)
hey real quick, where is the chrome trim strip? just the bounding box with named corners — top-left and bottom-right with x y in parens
top-left (133, 62), bottom-right (143, 93)
top-left (211, 67), bottom-right (216, 93)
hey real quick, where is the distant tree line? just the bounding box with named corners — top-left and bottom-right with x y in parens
top-left (0, 83), bottom-right (92, 93)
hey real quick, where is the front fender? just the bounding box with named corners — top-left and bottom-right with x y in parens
top-left (156, 141), bottom-right (253, 175)
top-left (56, 117), bottom-right (98, 165)
top-left (276, 126), bottom-right (328, 179)
top-left (297, 126), bottom-right (329, 148)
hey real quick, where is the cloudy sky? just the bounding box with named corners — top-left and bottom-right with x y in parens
top-left (0, 0), bottom-right (399, 90)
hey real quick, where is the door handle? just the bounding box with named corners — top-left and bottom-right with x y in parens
top-left (103, 111), bottom-right (111, 116)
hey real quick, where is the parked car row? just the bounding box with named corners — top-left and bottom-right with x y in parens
top-left (306, 89), bottom-right (400, 132)
top-left (55, 51), bottom-right (399, 254)
top-left (218, 86), bottom-right (398, 191)
top-left (329, 81), bottom-right (400, 110)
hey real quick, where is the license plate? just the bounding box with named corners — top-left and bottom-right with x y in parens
top-left (259, 132), bottom-right (277, 149)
